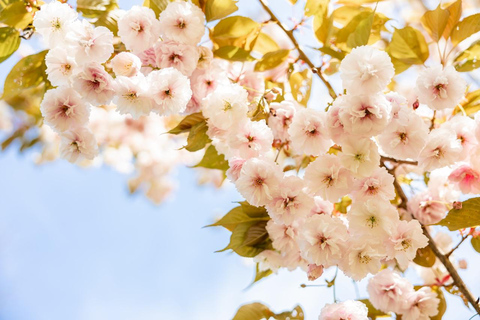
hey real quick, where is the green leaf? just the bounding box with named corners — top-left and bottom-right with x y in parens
top-left (471, 237), bottom-right (480, 253)
top-left (421, 5), bottom-right (450, 42)
top-left (254, 49), bottom-right (289, 72)
top-left (0, 1), bottom-right (34, 29)
top-left (437, 197), bottom-right (480, 231)
top-left (184, 121), bottom-right (210, 152)
top-left (143, 0), bottom-right (170, 17)
top-left (2, 50), bottom-right (50, 116)
top-left (442, 0), bottom-right (462, 39)
top-left (454, 40), bottom-right (480, 72)
top-left (0, 27), bottom-right (19, 63)
top-left (358, 299), bottom-right (389, 319)
top-left (168, 112), bottom-right (205, 134)
top-left (252, 32), bottom-right (280, 54)
top-left (337, 0), bottom-right (384, 4)
top-left (205, 0), bottom-right (237, 22)
top-left (346, 11), bottom-right (374, 48)
top-left (207, 203), bottom-right (268, 230)
top-left (214, 45), bottom-right (255, 61)
top-left (413, 245), bottom-right (436, 267)
top-left (334, 195), bottom-right (352, 214)
top-left (211, 16), bottom-right (260, 50)
top-left (275, 306), bottom-right (304, 320)
top-left (313, 11), bottom-right (333, 45)
top-left (289, 69), bottom-right (312, 106)
top-left (194, 144), bottom-right (229, 171)
top-left (77, 0), bottom-right (118, 18)
top-left (304, 0), bottom-right (328, 17)
top-left (451, 13), bottom-right (480, 45)
top-left (219, 221), bottom-right (271, 257)
top-left (386, 26), bottom-right (429, 65)
top-left (233, 303), bottom-right (273, 320)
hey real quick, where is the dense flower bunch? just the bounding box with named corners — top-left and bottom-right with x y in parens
top-left (3, 0), bottom-right (476, 319)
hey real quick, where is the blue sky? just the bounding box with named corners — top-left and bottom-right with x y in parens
top-left (1, 0), bottom-right (480, 319)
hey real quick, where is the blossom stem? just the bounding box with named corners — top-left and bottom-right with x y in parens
top-left (380, 156), bottom-right (418, 166)
top-left (257, 0), bottom-right (338, 99)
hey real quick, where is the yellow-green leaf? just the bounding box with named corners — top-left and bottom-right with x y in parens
top-left (219, 221), bottom-right (271, 257)
top-left (337, 0), bottom-right (384, 4)
top-left (233, 303), bottom-right (273, 320)
top-left (453, 89), bottom-right (480, 115)
top-left (471, 237), bottom-right (480, 253)
top-left (0, 27), bottom-right (20, 63)
top-left (211, 16), bottom-right (260, 50)
top-left (184, 121), bottom-right (211, 151)
top-left (431, 287), bottom-right (447, 320)
top-left (194, 144), bottom-right (229, 171)
top-left (289, 69), bottom-right (312, 106)
top-left (421, 5), bottom-right (450, 42)
top-left (214, 45), bottom-right (255, 61)
top-left (334, 195), bottom-right (352, 214)
top-left (254, 49), bottom-right (289, 72)
top-left (205, 0), bottom-right (237, 22)
top-left (94, 8), bottom-right (121, 35)
top-left (318, 46), bottom-right (345, 60)
top-left (2, 50), bottom-right (50, 116)
top-left (437, 197), bottom-right (480, 231)
top-left (442, 0), bottom-right (462, 39)
top-left (208, 203), bottom-right (268, 231)
top-left (346, 11), bottom-right (374, 48)
top-left (143, 0), bottom-right (170, 17)
top-left (252, 32), bottom-right (280, 54)
top-left (304, 0), bottom-right (328, 17)
top-left (250, 263), bottom-right (273, 286)
top-left (387, 26), bottom-right (429, 65)
top-left (413, 246), bottom-right (436, 267)
top-left (77, 0), bottom-right (118, 18)
top-left (0, 1), bottom-right (35, 29)
top-left (454, 40), bottom-right (480, 72)
top-left (451, 13), bottom-right (480, 45)
top-left (168, 112), bottom-right (205, 134)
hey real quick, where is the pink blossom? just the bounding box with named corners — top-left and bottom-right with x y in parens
top-left (154, 40), bottom-right (199, 76)
top-left (73, 63), bottom-right (115, 105)
top-left (319, 300), bottom-right (368, 320)
top-left (448, 165), bottom-right (480, 194)
top-left (367, 269), bottom-right (414, 314)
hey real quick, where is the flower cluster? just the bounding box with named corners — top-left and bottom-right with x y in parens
top-left (30, 1), bottom-right (480, 319)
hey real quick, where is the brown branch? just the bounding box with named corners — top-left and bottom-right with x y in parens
top-left (258, 0), bottom-right (337, 99)
top-left (387, 162), bottom-right (480, 315)
top-left (381, 156), bottom-right (418, 166)
top-left (446, 235), bottom-right (469, 258)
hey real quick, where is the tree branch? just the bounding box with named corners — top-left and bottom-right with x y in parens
top-left (387, 164), bottom-right (480, 315)
top-left (258, 0), bottom-right (337, 99)
top-left (381, 156), bottom-right (418, 166)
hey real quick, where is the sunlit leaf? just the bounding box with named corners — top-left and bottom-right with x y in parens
top-left (205, 0), bottom-right (237, 22)
top-left (450, 13), bottom-right (480, 45)
top-left (232, 303), bottom-right (273, 320)
top-left (0, 27), bottom-right (20, 63)
top-left (442, 0), bottom-right (462, 39)
top-left (207, 203), bottom-right (269, 231)
top-left (304, 0), bottom-right (328, 17)
top-left (252, 32), bottom-right (280, 54)
top-left (143, 0), bottom-right (170, 17)
top-left (313, 3), bottom-right (332, 45)
top-left (431, 287), bottom-right (447, 320)
top-left (194, 144), bottom-right (229, 171)
top-left (94, 8), bottom-right (122, 35)
top-left (0, 0), bottom-right (35, 29)
top-left (2, 50), bottom-right (50, 116)
top-left (337, 0), bottom-right (384, 4)
top-left (454, 40), bottom-right (480, 72)
top-left (421, 5), bottom-right (450, 42)
top-left (334, 195), bottom-right (352, 214)
top-left (437, 197), bottom-right (480, 230)
top-left (77, 0), bottom-right (118, 18)
top-left (413, 246), bottom-right (436, 267)
top-left (168, 112), bottom-right (205, 134)
top-left (386, 26), bottom-right (429, 65)
top-left (219, 221), bottom-right (272, 257)
top-left (453, 89), bottom-right (480, 115)
top-left (346, 11), bottom-right (374, 48)
top-left (214, 45), bottom-right (255, 61)
top-left (254, 49), bottom-right (289, 72)
top-left (289, 69), bottom-right (312, 106)
top-left (211, 16), bottom-right (260, 50)
top-left (250, 263), bottom-right (273, 286)
top-left (318, 46), bottom-right (345, 60)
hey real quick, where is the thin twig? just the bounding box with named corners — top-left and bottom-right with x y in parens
top-left (380, 156), bottom-right (418, 166)
top-left (446, 235), bottom-right (469, 258)
top-left (258, 0), bottom-right (337, 99)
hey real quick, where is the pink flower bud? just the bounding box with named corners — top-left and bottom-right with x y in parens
top-left (307, 264), bottom-right (324, 281)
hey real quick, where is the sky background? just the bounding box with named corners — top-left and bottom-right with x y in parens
top-left (1, 0), bottom-right (480, 319)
